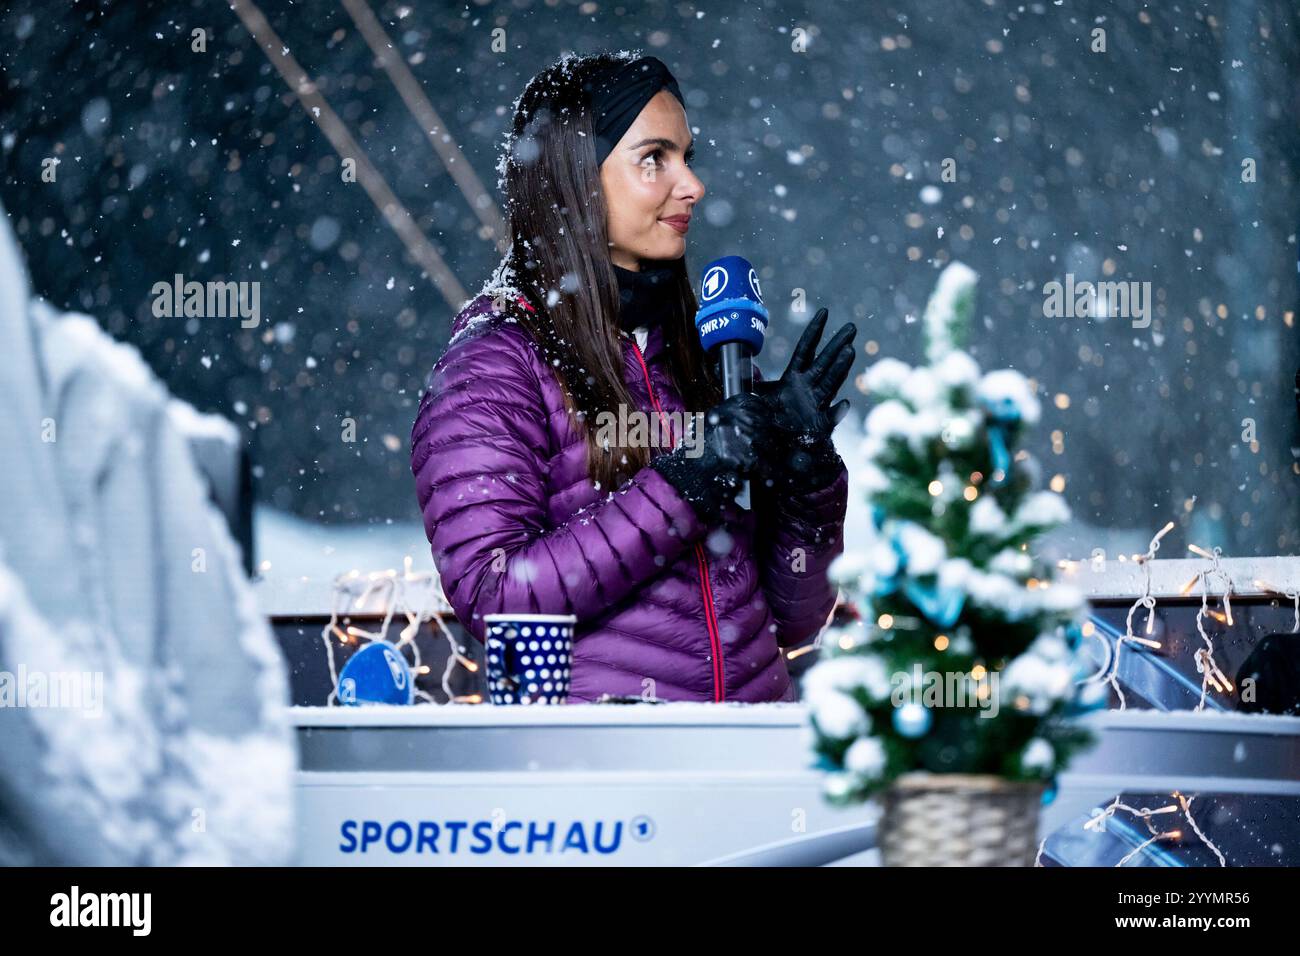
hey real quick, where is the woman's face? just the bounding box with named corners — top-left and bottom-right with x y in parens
top-left (600, 90), bottom-right (705, 271)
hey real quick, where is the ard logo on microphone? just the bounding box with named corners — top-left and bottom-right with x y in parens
top-left (694, 255), bottom-right (769, 354)
top-left (701, 265), bottom-right (727, 301)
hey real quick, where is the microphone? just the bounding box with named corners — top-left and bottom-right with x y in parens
top-left (694, 255), bottom-right (769, 510)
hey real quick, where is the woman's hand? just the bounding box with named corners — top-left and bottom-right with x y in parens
top-left (650, 392), bottom-right (776, 520)
top-left (755, 307), bottom-right (856, 491)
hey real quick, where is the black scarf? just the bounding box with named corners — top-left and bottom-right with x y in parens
top-left (613, 262), bottom-right (678, 334)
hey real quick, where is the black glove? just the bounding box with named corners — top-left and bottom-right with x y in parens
top-left (754, 307), bottom-right (856, 492)
top-left (650, 392), bottom-right (775, 521)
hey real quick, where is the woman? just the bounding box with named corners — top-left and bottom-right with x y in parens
top-left (411, 52), bottom-right (857, 703)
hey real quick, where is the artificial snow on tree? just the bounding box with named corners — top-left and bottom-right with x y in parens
top-left (806, 262), bottom-right (1103, 828)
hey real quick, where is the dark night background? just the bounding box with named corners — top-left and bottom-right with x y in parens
top-left (2, 0), bottom-right (1297, 577)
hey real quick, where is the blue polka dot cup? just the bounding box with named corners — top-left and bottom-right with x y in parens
top-left (483, 614), bottom-right (576, 705)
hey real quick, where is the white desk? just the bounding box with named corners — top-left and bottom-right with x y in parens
top-left (291, 701), bottom-right (879, 866)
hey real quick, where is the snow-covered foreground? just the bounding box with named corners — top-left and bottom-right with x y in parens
top-left (0, 202), bottom-right (295, 865)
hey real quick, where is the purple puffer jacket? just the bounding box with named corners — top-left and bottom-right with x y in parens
top-left (411, 291), bottom-right (848, 703)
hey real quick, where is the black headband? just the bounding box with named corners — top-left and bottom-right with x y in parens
top-left (584, 56), bottom-right (685, 167)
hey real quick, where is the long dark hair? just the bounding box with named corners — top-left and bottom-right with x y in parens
top-left (494, 52), bottom-right (722, 491)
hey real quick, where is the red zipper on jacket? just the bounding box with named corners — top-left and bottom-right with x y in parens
top-left (628, 335), bottom-right (725, 702)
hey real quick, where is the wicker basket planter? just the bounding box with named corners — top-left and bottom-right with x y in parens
top-left (878, 773), bottom-right (1046, 866)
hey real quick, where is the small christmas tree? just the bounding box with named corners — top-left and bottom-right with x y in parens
top-left (807, 262), bottom-right (1101, 805)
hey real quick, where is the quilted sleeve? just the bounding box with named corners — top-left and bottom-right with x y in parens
top-left (411, 324), bottom-right (709, 641)
top-left (750, 365), bottom-right (849, 648)
top-left (753, 467), bottom-right (848, 648)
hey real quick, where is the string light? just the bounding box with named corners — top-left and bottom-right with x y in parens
top-left (1080, 526), bottom-right (1276, 713)
top-left (1175, 792), bottom-right (1226, 867)
top-left (1083, 796), bottom-right (1179, 833)
top-left (1075, 522), bottom-right (1259, 714)
top-left (1062, 531), bottom-right (1284, 867)
top-left (1116, 832), bottom-right (1180, 867)
top-left (1186, 544), bottom-right (1234, 710)
top-left (1254, 579), bottom-right (1300, 633)
top-left (1081, 792), bottom-right (1225, 867)
top-left (1084, 796), bottom-right (1186, 867)
top-left (320, 559), bottom-right (478, 705)
top-left (1078, 521), bottom-right (1171, 709)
